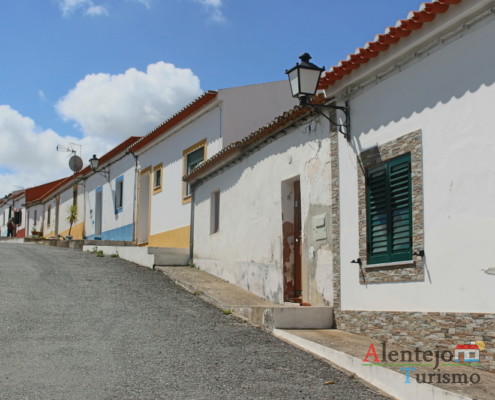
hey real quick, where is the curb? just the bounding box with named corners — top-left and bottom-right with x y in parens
top-left (273, 329), bottom-right (472, 400)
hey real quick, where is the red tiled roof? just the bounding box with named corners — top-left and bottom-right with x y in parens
top-left (184, 1), bottom-right (464, 182)
top-left (129, 91), bottom-right (218, 153)
top-left (31, 136), bottom-right (141, 204)
top-left (318, 0), bottom-right (463, 90)
top-left (95, 136), bottom-right (141, 166)
top-left (183, 102), bottom-right (316, 182)
top-left (31, 175), bottom-right (74, 204)
top-left (25, 178), bottom-right (68, 203)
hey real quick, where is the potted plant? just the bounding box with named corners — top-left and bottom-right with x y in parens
top-left (31, 226), bottom-right (42, 238)
top-left (66, 204), bottom-right (78, 240)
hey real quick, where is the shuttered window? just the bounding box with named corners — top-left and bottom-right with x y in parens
top-left (366, 153), bottom-right (412, 264)
top-left (185, 147), bottom-right (204, 197)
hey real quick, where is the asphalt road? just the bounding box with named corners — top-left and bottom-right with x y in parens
top-left (0, 243), bottom-right (388, 400)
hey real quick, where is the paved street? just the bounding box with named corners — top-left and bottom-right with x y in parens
top-left (0, 243), bottom-right (388, 400)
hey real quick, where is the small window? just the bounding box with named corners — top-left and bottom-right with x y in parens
top-left (115, 176), bottom-right (124, 212)
top-left (14, 210), bottom-right (22, 225)
top-left (210, 190), bottom-right (220, 234)
top-left (366, 153), bottom-right (412, 264)
top-left (47, 205), bottom-right (51, 227)
top-left (153, 164), bottom-right (163, 194)
top-left (182, 139), bottom-right (206, 200)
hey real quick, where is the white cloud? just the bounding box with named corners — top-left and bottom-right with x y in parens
top-left (56, 61), bottom-right (202, 142)
top-left (0, 61), bottom-right (202, 196)
top-left (57, 0), bottom-right (108, 17)
top-left (195, 0), bottom-right (226, 23)
top-left (0, 105), bottom-right (110, 192)
top-left (131, 0), bottom-right (152, 9)
top-left (85, 5), bottom-right (109, 16)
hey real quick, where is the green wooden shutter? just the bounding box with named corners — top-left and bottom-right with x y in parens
top-left (187, 147), bottom-right (205, 173)
top-left (367, 153), bottom-right (412, 264)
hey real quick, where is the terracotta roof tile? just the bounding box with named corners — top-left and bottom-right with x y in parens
top-left (130, 91), bottom-right (218, 153)
top-left (25, 178), bottom-right (68, 203)
top-left (183, 103), bottom-right (315, 182)
top-left (184, 1), bottom-right (464, 182)
top-left (318, 0), bottom-right (464, 90)
top-left (31, 136), bottom-right (141, 204)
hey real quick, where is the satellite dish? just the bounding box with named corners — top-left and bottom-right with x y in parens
top-left (69, 155), bottom-right (83, 172)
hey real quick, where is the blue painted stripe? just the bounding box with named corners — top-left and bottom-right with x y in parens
top-left (86, 223), bottom-right (134, 241)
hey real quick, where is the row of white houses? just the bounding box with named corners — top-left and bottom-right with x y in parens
top-left (0, 81), bottom-right (296, 243)
top-left (2, 0), bottom-right (494, 371)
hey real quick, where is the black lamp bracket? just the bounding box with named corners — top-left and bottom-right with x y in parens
top-left (300, 97), bottom-right (350, 140)
top-left (93, 168), bottom-right (110, 180)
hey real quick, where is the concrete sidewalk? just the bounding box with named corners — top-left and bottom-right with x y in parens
top-left (157, 266), bottom-right (495, 400)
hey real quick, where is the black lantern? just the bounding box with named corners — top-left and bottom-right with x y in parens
top-left (89, 154), bottom-right (99, 171)
top-left (285, 53), bottom-right (351, 140)
top-left (285, 52), bottom-right (325, 103)
top-left (89, 154), bottom-right (110, 179)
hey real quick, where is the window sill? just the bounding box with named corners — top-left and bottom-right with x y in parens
top-left (153, 187), bottom-right (162, 195)
top-left (182, 195), bottom-right (192, 204)
top-left (365, 260), bottom-right (415, 270)
top-left (115, 207), bottom-right (123, 215)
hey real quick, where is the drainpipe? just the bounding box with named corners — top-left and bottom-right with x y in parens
top-left (189, 179), bottom-right (201, 265)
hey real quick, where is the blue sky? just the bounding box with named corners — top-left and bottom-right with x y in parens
top-left (0, 0), bottom-right (423, 193)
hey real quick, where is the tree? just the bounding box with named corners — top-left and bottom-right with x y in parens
top-left (66, 205), bottom-right (78, 237)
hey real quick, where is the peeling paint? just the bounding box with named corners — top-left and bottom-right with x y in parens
top-left (282, 220), bottom-right (295, 301)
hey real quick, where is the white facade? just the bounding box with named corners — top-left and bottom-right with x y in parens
top-left (0, 199), bottom-right (11, 236)
top-left (327, 1), bottom-right (495, 313)
top-left (25, 203), bottom-right (44, 236)
top-left (84, 152), bottom-right (136, 241)
top-left (133, 81), bottom-right (298, 249)
top-left (192, 116), bottom-right (334, 305)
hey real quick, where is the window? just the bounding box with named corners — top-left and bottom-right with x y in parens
top-left (34, 210), bottom-right (37, 226)
top-left (47, 205), bottom-right (51, 227)
top-left (366, 153), bottom-right (412, 264)
top-left (115, 176), bottom-right (124, 212)
top-left (153, 164), bottom-right (163, 194)
top-left (14, 210), bottom-right (22, 225)
top-left (210, 190), bottom-right (220, 234)
top-left (182, 139), bottom-right (206, 201)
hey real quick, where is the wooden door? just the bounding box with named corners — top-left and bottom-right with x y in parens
top-left (293, 180), bottom-right (302, 298)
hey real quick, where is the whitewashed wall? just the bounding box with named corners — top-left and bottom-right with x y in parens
top-left (219, 81), bottom-right (297, 146)
top-left (84, 154), bottom-right (136, 241)
top-left (55, 181), bottom-right (84, 237)
top-left (42, 197), bottom-right (57, 236)
top-left (0, 202), bottom-right (9, 236)
top-left (137, 107), bottom-right (223, 244)
top-left (193, 117), bottom-right (333, 305)
top-left (336, 10), bottom-right (495, 313)
top-left (26, 203), bottom-right (44, 236)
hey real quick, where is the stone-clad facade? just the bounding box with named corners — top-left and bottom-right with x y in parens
top-left (357, 130), bottom-right (424, 284)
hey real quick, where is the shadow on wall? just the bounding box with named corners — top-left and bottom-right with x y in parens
top-left (349, 19), bottom-right (495, 140)
top-left (193, 117), bottom-right (327, 207)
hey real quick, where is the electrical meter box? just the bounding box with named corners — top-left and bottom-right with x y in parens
top-left (312, 213), bottom-right (327, 241)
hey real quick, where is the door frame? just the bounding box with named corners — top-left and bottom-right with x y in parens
top-left (137, 167), bottom-right (151, 244)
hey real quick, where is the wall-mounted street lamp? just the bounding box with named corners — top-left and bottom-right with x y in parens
top-left (89, 154), bottom-right (110, 180)
top-left (286, 53), bottom-right (350, 140)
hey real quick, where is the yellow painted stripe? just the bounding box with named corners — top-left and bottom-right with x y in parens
top-left (148, 225), bottom-right (190, 248)
top-left (58, 222), bottom-right (85, 239)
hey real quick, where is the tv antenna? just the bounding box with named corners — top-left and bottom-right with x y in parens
top-left (57, 143), bottom-right (83, 173)
top-left (56, 142), bottom-right (82, 156)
